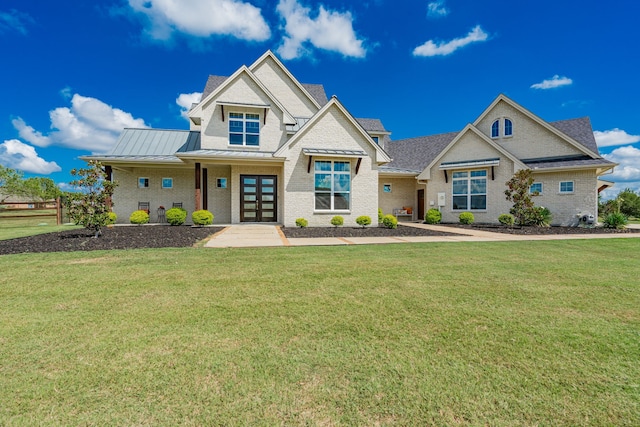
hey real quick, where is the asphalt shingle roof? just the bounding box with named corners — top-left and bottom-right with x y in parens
top-left (549, 117), bottom-right (599, 153)
top-left (356, 118), bottom-right (388, 133)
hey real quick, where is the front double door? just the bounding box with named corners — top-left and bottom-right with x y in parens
top-left (240, 175), bottom-right (277, 222)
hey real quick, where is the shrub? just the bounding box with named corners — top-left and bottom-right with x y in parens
top-left (378, 208), bottom-right (383, 223)
top-left (192, 210), bottom-right (214, 226)
top-left (529, 206), bottom-right (552, 227)
top-left (295, 218), bottom-right (308, 228)
top-left (356, 215), bottom-right (372, 228)
top-left (106, 212), bottom-right (117, 225)
top-left (498, 213), bottom-right (514, 226)
top-left (459, 212), bottom-right (474, 225)
top-left (602, 212), bottom-right (627, 229)
top-left (382, 214), bottom-right (398, 229)
top-left (166, 207), bottom-right (187, 226)
top-left (330, 216), bottom-right (344, 227)
top-left (425, 208), bottom-right (442, 224)
top-left (129, 210), bottom-right (149, 225)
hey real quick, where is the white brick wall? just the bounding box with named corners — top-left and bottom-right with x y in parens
top-left (476, 100), bottom-right (585, 159)
top-left (378, 177), bottom-right (420, 220)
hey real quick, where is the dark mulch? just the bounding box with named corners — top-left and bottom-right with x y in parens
top-left (0, 225), bottom-right (223, 256)
top-left (442, 223), bottom-right (640, 235)
top-left (281, 224), bottom-right (461, 238)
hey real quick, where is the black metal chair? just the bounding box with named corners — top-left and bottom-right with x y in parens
top-left (172, 202), bottom-right (183, 209)
top-left (138, 201), bottom-right (150, 212)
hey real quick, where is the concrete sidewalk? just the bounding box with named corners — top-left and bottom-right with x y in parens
top-left (204, 222), bottom-right (640, 248)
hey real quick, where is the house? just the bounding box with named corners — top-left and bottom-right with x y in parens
top-left (83, 51), bottom-right (615, 227)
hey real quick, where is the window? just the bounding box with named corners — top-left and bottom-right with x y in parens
top-left (315, 160), bottom-right (351, 210)
top-left (504, 118), bottom-right (513, 136)
top-left (452, 170), bottom-right (487, 210)
top-left (216, 178), bottom-right (227, 189)
top-left (491, 120), bottom-right (500, 138)
top-left (138, 177), bottom-right (149, 188)
top-left (162, 178), bottom-right (173, 189)
top-left (530, 182), bottom-right (543, 194)
top-left (559, 181), bottom-right (574, 193)
top-left (372, 136), bottom-right (379, 144)
top-left (383, 183), bottom-right (392, 193)
top-left (229, 112), bottom-right (260, 146)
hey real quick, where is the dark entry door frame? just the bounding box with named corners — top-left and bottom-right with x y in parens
top-left (240, 175), bottom-right (277, 222)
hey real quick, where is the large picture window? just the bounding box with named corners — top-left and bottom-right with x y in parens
top-left (452, 170), bottom-right (487, 210)
top-left (314, 160), bottom-right (351, 210)
top-left (229, 112), bottom-right (260, 146)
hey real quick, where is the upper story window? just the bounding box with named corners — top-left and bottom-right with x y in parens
top-left (452, 170), bottom-right (487, 210)
top-left (372, 136), bottom-right (379, 144)
top-left (491, 120), bottom-right (500, 138)
top-left (314, 160), bottom-right (351, 211)
top-left (229, 112), bottom-right (260, 146)
top-left (491, 118), bottom-right (513, 138)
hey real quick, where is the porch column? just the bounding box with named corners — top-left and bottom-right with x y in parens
top-left (195, 162), bottom-right (201, 211)
top-left (104, 165), bottom-right (113, 210)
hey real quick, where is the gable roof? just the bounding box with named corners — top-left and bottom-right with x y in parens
top-left (356, 118), bottom-right (390, 133)
top-left (189, 65), bottom-right (296, 125)
top-left (473, 94), bottom-right (602, 159)
top-left (274, 96), bottom-right (391, 163)
top-left (549, 117), bottom-right (599, 153)
top-left (417, 124), bottom-right (527, 180)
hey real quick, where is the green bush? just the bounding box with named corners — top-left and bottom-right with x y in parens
top-left (192, 210), bottom-right (213, 226)
top-left (330, 216), bottom-right (344, 227)
top-left (295, 218), bottom-right (308, 228)
top-left (602, 212), bottom-right (627, 229)
top-left (498, 213), bottom-right (514, 226)
top-left (529, 206), bottom-right (552, 227)
top-left (459, 211), bottom-right (474, 225)
top-left (382, 214), bottom-right (398, 229)
top-left (166, 207), bottom-right (187, 226)
top-left (377, 208), bottom-right (383, 223)
top-left (356, 215), bottom-right (372, 228)
top-left (129, 210), bottom-right (149, 225)
top-left (106, 212), bottom-right (117, 225)
top-left (425, 208), bottom-right (442, 224)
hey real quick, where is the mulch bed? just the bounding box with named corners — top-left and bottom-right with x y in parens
top-left (0, 225), bottom-right (223, 256)
top-left (442, 223), bottom-right (640, 235)
top-left (281, 225), bottom-right (461, 238)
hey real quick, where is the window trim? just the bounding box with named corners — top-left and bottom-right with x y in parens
top-left (504, 118), bottom-right (513, 137)
top-left (490, 118), bottom-right (514, 138)
top-left (314, 159), bottom-right (351, 212)
top-left (216, 177), bottom-right (227, 189)
top-left (161, 177), bottom-right (173, 189)
top-left (559, 181), bottom-right (574, 194)
top-left (491, 120), bottom-right (500, 138)
top-left (451, 169), bottom-right (487, 211)
top-left (228, 111), bottom-right (260, 147)
top-left (529, 182), bottom-right (543, 195)
top-left (383, 183), bottom-right (392, 193)
top-left (138, 177), bottom-right (149, 188)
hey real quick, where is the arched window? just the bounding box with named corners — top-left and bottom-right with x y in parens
top-left (491, 120), bottom-right (500, 138)
top-left (504, 118), bottom-right (513, 136)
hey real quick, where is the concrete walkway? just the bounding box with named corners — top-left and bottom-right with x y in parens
top-left (204, 222), bottom-right (640, 248)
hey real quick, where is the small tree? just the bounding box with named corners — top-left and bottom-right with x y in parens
top-left (66, 160), bottom-right (117, 237)
top-left (504, 169), bottom-right (538, 226)
top-left (0, 165), bottom-right (26, 202)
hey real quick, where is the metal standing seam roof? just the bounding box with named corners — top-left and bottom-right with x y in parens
top-left (302, 148), bottom-right (366, 157)
top-left (110, 128), bottom-right (200, 156)
top-left (176, 149), bottom-right (277, 159)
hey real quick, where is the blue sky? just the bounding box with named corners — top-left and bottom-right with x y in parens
top-left (1, 0), bottom-right (639, 198)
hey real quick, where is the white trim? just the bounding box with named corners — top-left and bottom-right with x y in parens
top-left (559, 181), bottom-right (574, 194)
top-left (161, 177), bottom-right (173, 189)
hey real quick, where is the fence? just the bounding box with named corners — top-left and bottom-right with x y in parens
top-left (0, 197), bottom-right (64, 225)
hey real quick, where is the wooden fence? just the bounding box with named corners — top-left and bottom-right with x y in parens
top-left (0, 197), bottom-right (64, 225)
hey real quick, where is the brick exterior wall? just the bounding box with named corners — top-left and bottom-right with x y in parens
top-left (283, 107), bottom-right (380, 227)
top-left (205, 165), bottom-right (232, 224)
top-left (111, 167), bottom-right (195, 224)
top-left (378, 177), bottom-right (421, 220)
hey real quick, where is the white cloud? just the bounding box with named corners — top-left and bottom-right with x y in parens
top-left (413, 25), bottom-right (489, 57)
top-left (127, 0), bottom-right (270, 42)
top-left (594, 128), bottom-right (640, 148)
top-left (276, 0), bottom-right (366, 60)
top-left (176, 92), bottom-right (202, 119)
top-left (13, 94), bottom-right (149, 154)
top-left (427, 1), bottom-right (449, 17)
top-left (600, 145), bottom-right (640, 198)
top-left (0, 139), bottom-right (61, 174)
top-left (0, 9), bottom-right (33, 35)
top-left (530, 75), bottom-right (573, 90)
top-left (11, 117), bottom-right (51, 147)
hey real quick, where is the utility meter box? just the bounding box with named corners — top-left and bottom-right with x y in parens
top-left (437, 192), bottom-right (446, 207)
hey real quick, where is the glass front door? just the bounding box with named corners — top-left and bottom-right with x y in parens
top-left (240, 175), bottom-right (277, 222)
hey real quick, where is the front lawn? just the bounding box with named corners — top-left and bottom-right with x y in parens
top-left (0, 209), bottom-right (79, 240)
top-left (1, 240), bottom-right (638, 425)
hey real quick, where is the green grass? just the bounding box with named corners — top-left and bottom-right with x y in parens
top-left (0, 209), bottom-right (79, 240)
top-left (1, 240), bottom-right (639, 425)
